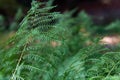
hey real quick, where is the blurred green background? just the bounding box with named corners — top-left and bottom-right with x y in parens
top-left (1, 0), bottom-right (120, 45)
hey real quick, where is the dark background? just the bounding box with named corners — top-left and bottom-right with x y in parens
top-left (0, 0), bottom-right (120, 29)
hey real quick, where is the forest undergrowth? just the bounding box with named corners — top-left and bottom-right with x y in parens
top-left (0, 0), bottom-right (120, 80)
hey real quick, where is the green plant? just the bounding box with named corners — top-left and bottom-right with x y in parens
top-left (0, 15), bottom-right (5, 31)
top-left (9, 8), bottom-right (24, 31)
top-left (0, 0), bottom-right (68, 79)
top-left (1, 0), bottom-right (120, 80)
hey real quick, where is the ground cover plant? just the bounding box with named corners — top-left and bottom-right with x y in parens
top-left (0, 0), bottom-right (120, 80)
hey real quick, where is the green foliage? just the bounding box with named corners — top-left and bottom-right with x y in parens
top-left (10, 8), bottom-right (24, 31)
top-left (0, 15), bottom-right (5, 31)
top-left (0, 0), bottom-right (68, 80)
top-left (0, 0), bottom-right (120, 80)
top-left (104, 20), bottom-right (120, 33)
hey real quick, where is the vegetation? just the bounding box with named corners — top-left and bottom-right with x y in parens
top-left (0, 0), bottom-right (120, 80)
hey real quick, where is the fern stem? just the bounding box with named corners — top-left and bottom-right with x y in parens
top-left (10, 44), bottom-right (27, 80)
top-left (105, 60), bottom-right (120, 78)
